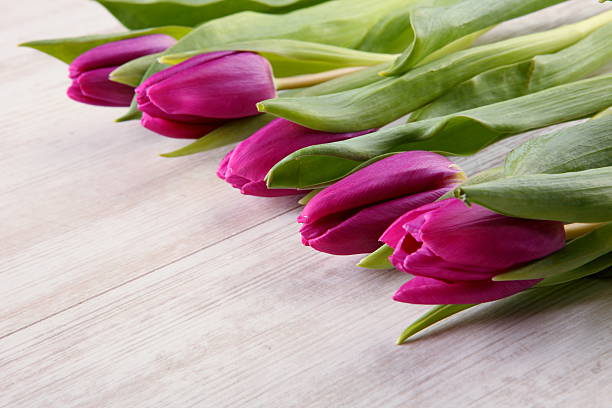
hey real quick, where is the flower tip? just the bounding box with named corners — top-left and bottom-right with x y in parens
top-left (256, 102), bottom-right (266, 113)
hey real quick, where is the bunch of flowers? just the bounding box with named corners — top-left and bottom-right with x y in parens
top-left (23, 0), bottom-right (612, 343)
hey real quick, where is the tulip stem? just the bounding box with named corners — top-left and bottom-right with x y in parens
top-left (274, 67), bottom-right (367, 90)
top-left (564, 222), bottom-right (606, 240)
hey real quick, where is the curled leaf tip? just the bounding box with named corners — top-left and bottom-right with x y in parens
top-left (256, 102), bottom-right (266, 113)
top-left (453, 188), bottom-right (469, 203)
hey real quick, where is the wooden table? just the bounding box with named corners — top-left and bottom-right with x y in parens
top-left (2, 1), bottom-right (611, 406)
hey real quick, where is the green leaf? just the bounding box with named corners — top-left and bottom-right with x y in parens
top-left (110, 53), bottom-right (161, 87)
top-left (593, 106), bottom-right (612, 119)
top-left (358, 245), bottom-right (394, 269)
top-left (397, 304), bottom-right (476, 344)
top-left (504, 115), bottom-right (612, 176)
top-left (266, 74), bottom-right (612, 189)
top-left (495, 223), bottom-right (612, 281)
top-left (297, 189), bottom-right (321, 205)
top-left (384, 0), bottom-right (568, 76)
top-left (94, 0), bottom-right (331, 29)
top-left (357, 0), bottom-right (461, 54)
top-left (20, 26), bottom-right (191, 64)
top-left (258, 11), bottom-right (612, 132)
top-left (161, 115), bottom-right (275, 157)
top-left (158, 39), bottom-right (395, 78)
top-left (411, 22), bottom-right (612, 121)
top-left (457, 167), bottom-right (612, 223)
top-left (537, 252), bottom-right (612, 287)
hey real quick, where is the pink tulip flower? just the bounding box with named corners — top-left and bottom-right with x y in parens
top-left (381, 198), bottom-right (565, 304)
top-left (136, 51), bottom-right (276, 139)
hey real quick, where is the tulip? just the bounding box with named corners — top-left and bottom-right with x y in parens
top-left (298, 151), bottom-right (465, 255)
top-left (136, 51), bottom-right (276, 139)
top-left (217, 118), bottom-right (374, 197)
top-left (381, 198), bottom-right (566, 305)
top-left (68, 34), bottom-right (176, 107)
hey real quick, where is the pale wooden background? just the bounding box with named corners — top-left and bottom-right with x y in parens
top-left (2, 1), bottom-right (612, 407)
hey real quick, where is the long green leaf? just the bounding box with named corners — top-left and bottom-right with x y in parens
top-left (495, 223), bottom-right (612, 281)
top-left (397, 304), bottom-right (476, 345)
top-left (94, 0), bottom-right (330, 29)
top-left (157, 39), bottom-right (396, 78)
top-left (411, 22), bottom-right (612, 121)
top-left (456, 167), bottom-right (612, 223)
top-left (160, 39), bottom-right (395, 67)
top-left (504, 115), bottom-right (612, 176)
top-left (266, 74), bottom-right (612, 189)
top-left (384, 0), bottom-right (566, 75)
top-left (20, 26), bottom-right (191, 64)
top-left (537, 252), bottom-right (612, 287)
top-left (357, 0), bottom-right (460, 54)
top-left (258, 11), bottom-right (612, 132)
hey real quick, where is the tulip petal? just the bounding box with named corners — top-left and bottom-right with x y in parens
top-left (301, 188), bottom-right (451, 255)
top-left (145, 52), bottom-right (276, 118)
top-left (69, 34), bottom-right (176, 79)
top-left (73, 67), bottom-right (135, 107)
top-left (67, 80), bottom-right (128, 107)
top-left (301, 151), bottom-right (460, 223)
top-left (138, 100), bottom-right (225, 124)
top-left (416, 199), bottom-right (565, 271)
top-left (137, 51), bottom-right (234, 91)
top-left (141, 113), bottom-right (220, 139)
top-left (393, 276), bottom-right (540, 305)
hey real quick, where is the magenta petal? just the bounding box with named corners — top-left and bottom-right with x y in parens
top-left (145, 52), bottom-right (276, 118)
top-left (395, 244), bottom-right (498, 281)
top-left (217, 149), bottom-right (232, 180)
top-left (137, 51), bottom-right (235, 92)
top-left (67, 80), bottom-right (127, 107)
top-left (380, 201), bottom-right (440, 249)
top-left (222, 118), bottom-right (373, 197)
top-left (239, 181), bottom-right (302, 197)
top-left (301, 187), bottom-right (452, 255)
top-left (417, 199), bottom-right (565, 271)
top-left (74, 67), bottom-right (135, 106)
top-left (70, 34), bottom-right (177, 78)
top-left (138, 100), bottom-right (223, 124)
top-left (393, 276), bottom-right (540, 305)
top-left (301, 151), bottom-right (461, 223)
top-left (141, 113), bottom-right (220, 139)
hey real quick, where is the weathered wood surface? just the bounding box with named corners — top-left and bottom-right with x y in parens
top-left (1, 1), bottom-right (611, 407)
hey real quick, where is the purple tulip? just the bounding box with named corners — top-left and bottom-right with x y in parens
top-left (68, 34), bottom-right (176, 107)
top-left (298, 151), bottom-right (465, 255)
top-left (136, 51), bottom-right (276, 139)
top-left (217, 118), bottom-right (374, 197)
top-left (381, 198), bottom-right (565, 304)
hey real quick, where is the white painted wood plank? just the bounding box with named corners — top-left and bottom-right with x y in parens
top-left (1, 212), bottom-right (611, 407)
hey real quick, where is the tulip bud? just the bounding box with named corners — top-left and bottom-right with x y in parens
top-left (68, 34), bottom-right (176, 107)
top-left (298, 151), bottom-right (465, 255)
top-left (381, 198), bottom-right (565, 304)
top-left (217, 118), bottom-right (373, 197)
top-left (136, 51), bottom-right (276, 139)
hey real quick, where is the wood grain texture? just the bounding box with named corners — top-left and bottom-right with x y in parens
top-left (1, 1), bottom-right (611, 407)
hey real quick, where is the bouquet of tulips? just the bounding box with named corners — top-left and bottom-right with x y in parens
top-left (23, 0), bottom-right (612, 344)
